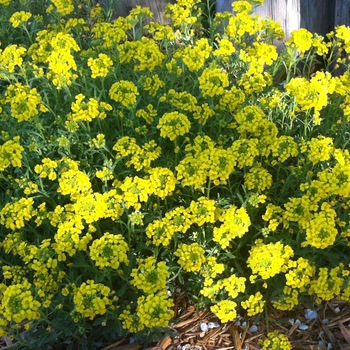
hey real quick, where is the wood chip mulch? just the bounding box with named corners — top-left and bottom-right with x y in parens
top-left (1, 297), bottom-right (350, 350)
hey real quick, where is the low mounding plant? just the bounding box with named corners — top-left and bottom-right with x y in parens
top-left (0, 0), bottom-right (350, 348)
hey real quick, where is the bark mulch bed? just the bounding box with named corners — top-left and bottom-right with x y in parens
top-left (1, 297), bottom-right (350, 350)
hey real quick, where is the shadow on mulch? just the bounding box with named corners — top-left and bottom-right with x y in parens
top-left (1, 298), bottom-right (350, 350)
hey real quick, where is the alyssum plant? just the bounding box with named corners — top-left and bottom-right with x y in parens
top-left (0, 0), bottom-right (350, 348)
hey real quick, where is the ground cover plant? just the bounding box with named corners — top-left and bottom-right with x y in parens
top-left (0, 0), bottom-right (350, 348)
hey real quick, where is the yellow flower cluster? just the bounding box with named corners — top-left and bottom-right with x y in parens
top-left (87, 53), bottom-right (113, 78)
top-left (0, 280), bottom-right (41, 324)
top-left (260, 331), bottom-right (292, 350)
top-left (213, 205), bottom-right (251, 248)
top-left (51, 0), bottom-right (74, 16)
top-left (247, 240), bottom-right (294, 281)
top-left (273, 286), bottom-right (299, 311)
top-left (118, 37), bottom-right (165, 72)
top-left (131, 256), bottom-right (168, 294)
top-left (210, 299), bottom-right (237, 323)
top-left (90, 232), bottom-right (129, 269)
top-left (57, 168), bottom-right (92, 199)
top-left (9, 11), bottom-right (31, 28)
top-left (91, 19), bottom-right (130, 50)
top-left (285, 258), bottom-right (315, 291)
top-left (241, 292), bottom-right (265, 316)
top-left (113, 137), bottom-right (161, 171)
top-left (136, 290), bottom-right (174, 328)
top-left (164, 0), bottom-right (201, 28)
top-left (72, 280), bottom-right (113, 320)
top-left (198, 67), bottom-right (229, 97)
top-left (174, 243), bottom-right (206, 272)
top-left (0, 44), bottom-right (26, 75)
top-left (157, 111), bottom-right (191, 141)
top-left (182, 38), bottom-right (212, 71)
top-left (109, 80), bottom-right (139, 108)
top-left (285, 72), bottom-right (335, 124)
top-left (46, 32), bottom-right (80, 89)
top-left (0, 137), bottom-right (24, 171)
top-left (0, 197), bottom-right (34, 230)
top-left (309, 266), bottom-right (344, 301)
top-left (69, 94), bottom-right (112, 122)
top-left (5, 83), bottom-right (42, 122)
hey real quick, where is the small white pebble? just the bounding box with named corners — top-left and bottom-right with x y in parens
top-left (242, 321), bottom-right (247, 328)
top-left (322, 319), bottom-right (329, 324)
top-left (318, 341), bottom-right (325, 346)
top-left (288, 318), bottom-right (295, 325)
top-left (249, 325), bottom-right (258, 333)
top-left (335, 307), bottom-right (341, 313)
top-left (327, 343), bottom-right (333, 349)
top-left (208, 322), bottom-right (219, 329)
top-left (298, 323), bottom-right (309, 330)
top-left (129, 337), bottom-right (135, 344)
top-left (305, 309), bottom-right (317, 320)
top-left (200, 323), bottom-right (209, 333)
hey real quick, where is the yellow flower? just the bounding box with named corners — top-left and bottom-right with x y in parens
top-left (87, 53), bottom-right (113, 78)
top-left (211, 299), bottom-right (237, 323)
top-left (118, 37), bottom-right (165, 72)
top-left (286, 258), bottom-right (315, 291)
top-left (145, 218), bottom-right (176, 246)
top-left (73, 192), bottom-right (108, 224)
top-left (119, 306), bottom-right (144, 332)
top-left (260, 331), bottom-right (292, 350)
top-left (109, 80), bottom-right (139, 108)
top-left (309, 266), bottom-right (344, 301)
top-left (90, 233), bottom-right (129, 269)
top-left (198, 67), bottom-right (229, 97)
top-left (213, 205), bottom-right (251, 249)
top-left (0, 280), bottom-right (41, 323)
top-left (286, 28), bottom-right (313, 54)
top-left (0, 137), bottom-right (24, 171)
top-left (241, 292), bottom-right (265, 316)
top-left (219, 274), bottom-right (246, 298)
top-left (148, 167), bottom-right (176, 199)
top-left (5, 83), bottom-right (42, 122)
top-left (137, 290), bottom-right (174, 328)
top-left (244, 166), bottom-right (273, 192)
top-left (9, 11), bottom-right (32, 28)
top-left (157, 111), bottom-right (191, 141)
top-left (247, 240), bottom-right (294, 281)
top-left (200, 257), bottom-right (224, 279)
top-left (73, 281), bottom-right (112, 320)
top-left (0, 197), bottom-right (34, 231)
top-left (131, 256), bottom-right (168, 294)
top-left (174, 243), bottom-right (206, 272)
top-left (306, 136), bottom-right (334, 165)
top-left (303, 205), bottom-right (338, 249)
top-left (273, 286), bottom-right (299, 311)
top-left (51, 0), bottom-right (74, 15)
top-left (57, 169), bottom-right (92, 199)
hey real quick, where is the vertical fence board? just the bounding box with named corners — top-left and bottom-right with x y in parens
top-left (335, 0), bottom-right (350, 26)
top-left (299, 0), bottom-right (335, 36)
top-left (106, 0), bottom-right (350, 33)
top-left (103, 0), bottom-right (174, 23)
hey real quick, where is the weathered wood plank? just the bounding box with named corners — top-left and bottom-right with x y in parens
top-left (334, 0), bottom-right (350, 27)
top-left (299, 0), bottom-right (335, 36)
top-left (100, 0), bottom-right (174, 23)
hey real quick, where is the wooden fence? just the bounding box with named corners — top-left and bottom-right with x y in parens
top-left (106, 0), bottom-right (350, 40)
